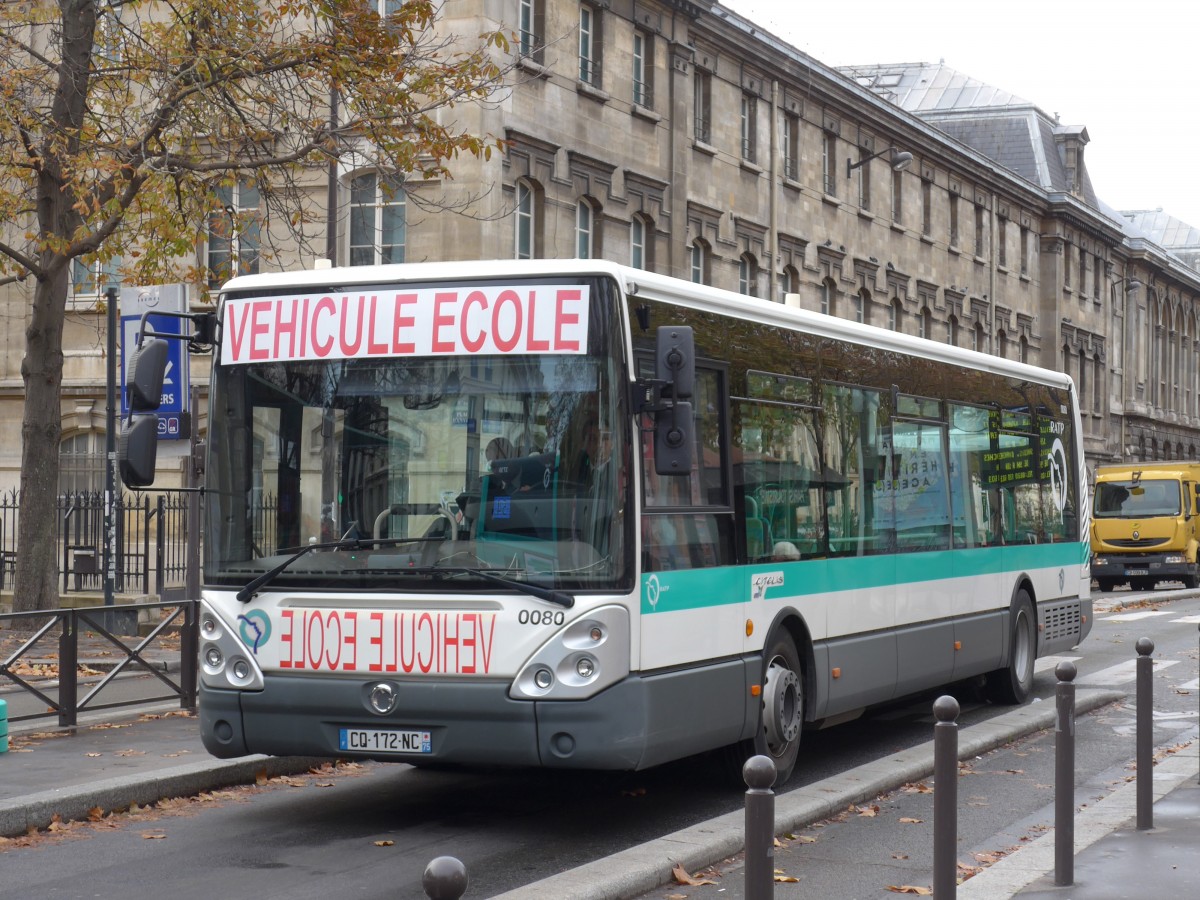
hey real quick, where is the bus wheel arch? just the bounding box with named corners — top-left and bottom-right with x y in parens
top-left (985, 582), bottom-right (1036, 705)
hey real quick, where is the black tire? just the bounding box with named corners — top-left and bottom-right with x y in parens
top-left (1131, 577), bottom-right (1155, 592)
top-left (985, 591), bottom-right (1035, 705)
top-left (753, 631), bottom-right (804, 784)
top-left (1096, 577), bottom-right (1117, 593)
top-left (1181, 570), bottom-right (1198, 589)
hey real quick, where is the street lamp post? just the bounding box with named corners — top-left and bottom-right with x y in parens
top-left (104, 286), bottom-right (118, 609)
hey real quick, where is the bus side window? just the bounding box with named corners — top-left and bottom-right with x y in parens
top-left (642, 513), bottom-right (730, 572)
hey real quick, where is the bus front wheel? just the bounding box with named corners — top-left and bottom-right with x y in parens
top-left (985, 592), bottom-right (1035, 705)
top-left (754, 631), bottom-right (804, 784)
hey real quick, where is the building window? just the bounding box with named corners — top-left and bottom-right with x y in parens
top-left (821, 279), bottom-right (835, 316)
top-left (741, 94), bottom-right (757, 164)
top-left (1019, 335), bottom-right (1029, 363)
top-left (1094, 354), bottom-right (1103, 414)
top-left (997, 218), bottom-right (1008, 268)
top-left (919, 306), bottom-right (932, 339)
top-left (632, 30), bottom-right (652, 107)
top-left (576, 199), bottom-right (595, 258)
top-left (949, 194), bottom-right (959, 248)
top-left (890, 297), bottom-right (903, 331)
top-left (974, 322), bottom-right (986, 354)
top-left (782, 114), bottom-right (799, 180)
top-left (948, 314), bottom-right (959, 346)
top-left (579, 5), bottom-right (601, 86)
top-left (515, 179), bottom-right (539, 259)
top-left (974, 205), bottom-right (985, 257)
top-left (1064, 245), bottom-right (1072, 289)
top-left (60, 432), bottom-right (105, 495)
top-left (822, 132), bottom-right (837, 196)
top-left (208, 179), bottom-right (260, 288)
top-left (348, 172), bottom-right (405, 266)
top-left (1079, 250), bottom-right (1087, 296)
top-left (856, 152), bottom-right (871, 210)
top-left (694, 70), bottom-right (711, 143)
top-left (739, 253), bottom-right (759, 297)
top-left (1020, 225), bottom-right (1030, 276)
top-left (630, 214), bottom-right (652, 269)
top-left (780, 265), bottom-right (799, 302)
top-left (921, 180), bottom-right (932, 236)
top-left (854, 289), bottom-right (867, 324)
top-left (71, 256), bottom-right (121, 300)
top-left (892, 169), bottom-right (903, 223)
top-left (997, 329), bottom-right (1008, 359)
top-left (690, 239), bottom-right (707, 284)
top-left (1094, 255), bottom-right (1104, 301)
top-left (518, 0), bottom-right (541, 58)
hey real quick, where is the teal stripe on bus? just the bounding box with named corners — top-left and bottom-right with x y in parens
top-left (639, 541), bottom-right (1087, 614)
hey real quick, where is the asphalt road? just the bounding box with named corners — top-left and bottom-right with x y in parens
top-left (1, 588), bottom-right (1197, 900)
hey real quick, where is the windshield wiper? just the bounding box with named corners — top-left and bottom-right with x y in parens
top-left (235, 536), bottom-right (425, 603)
top-left (445, 567), bottom-right (575, 608)
top-left (236, 547), bottom-right (574, 609)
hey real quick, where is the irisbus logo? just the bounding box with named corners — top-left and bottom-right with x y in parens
top-left (751, 571), bottom-right (785, 601)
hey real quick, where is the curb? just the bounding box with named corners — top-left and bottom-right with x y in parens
top-left (0, 753), bottom-right (332, 837)
top-left (489, 689), bottom-right (1127, 900)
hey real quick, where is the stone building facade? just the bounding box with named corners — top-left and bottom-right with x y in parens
top-left (2, 0), bottom-right (1199, 492)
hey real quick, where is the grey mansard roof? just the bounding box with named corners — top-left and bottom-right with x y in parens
top-left (839, 62), bottom-right (1100, 206)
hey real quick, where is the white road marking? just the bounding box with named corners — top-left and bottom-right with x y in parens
top-left (1077, 658), bottom-right (1180, 686)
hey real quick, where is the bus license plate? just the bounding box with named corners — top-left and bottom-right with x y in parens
top-left (1125, 568), bottom-right (1149, 576)
top-left (339, 728), bottom-right (432, 754)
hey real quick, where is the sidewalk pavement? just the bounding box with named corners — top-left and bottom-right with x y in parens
top-left (2, 628), bottom-right (1197, 899)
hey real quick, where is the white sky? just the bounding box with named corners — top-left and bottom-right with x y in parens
top-left (724, 0), bottom-right (1200, 230)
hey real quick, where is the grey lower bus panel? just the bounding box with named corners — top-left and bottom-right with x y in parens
top-left (199, 657), bottom-right (749, 771)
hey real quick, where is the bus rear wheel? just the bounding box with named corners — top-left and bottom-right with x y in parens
top-left (985, 592), bottom-right (1035, 705)
top-left (754, 631), bottom-right (803, 784)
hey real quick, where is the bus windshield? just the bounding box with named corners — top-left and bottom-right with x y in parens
top-left (205, 279), bottom-right (630, 594)
top-left (1094, 479), bottom-right (1181, 518)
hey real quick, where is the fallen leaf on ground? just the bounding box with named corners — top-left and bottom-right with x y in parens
top-left (774, 872), bottom-right (800, 883)
top-left (886, 886), bottom-right (932, 895)
top-left (142, 832), bottom-right (167, 840)
top-left (899, 817), bottom-right (923, 824)
top-left (857, 805), bottom-right (880, 817)
top-left (671, 863), bottom-right (717, 886)
top-left (373, 840), bottom-right (395, 847)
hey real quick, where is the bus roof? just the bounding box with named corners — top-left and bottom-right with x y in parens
top-left (219, 259), bottom-right (1074, 393)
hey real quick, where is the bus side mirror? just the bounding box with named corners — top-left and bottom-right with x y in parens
top-left (119, 415), bottom-right (160, 487)
top-left (127, 337), bottom-right (169, 411)
top-left (655, 401), bottom-right (694, 476)
top-left (655, 326), bottom-right (694, 400)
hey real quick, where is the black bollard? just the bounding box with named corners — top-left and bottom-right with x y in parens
top-left (1054, 661), bottom-right (1077, 886)
top-left (1136, 637), bottom-right (1154, 830)
top-left (932, 695), bottom-right (960, 898)
top-left (743, 754), bottom-right (778, 900)
top-left (423, 856), bottom-right (468, 900)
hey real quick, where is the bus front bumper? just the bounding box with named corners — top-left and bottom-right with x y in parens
top-left (199, 674), bottom-right (648, 770)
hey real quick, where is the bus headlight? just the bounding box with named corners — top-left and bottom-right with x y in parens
top-left (199, 600), bottom-right (265, 691)
top-left (510, 605), bottom-right (629, 701)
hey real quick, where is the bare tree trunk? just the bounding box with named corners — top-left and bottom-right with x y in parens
top-left (12, 269), bottom-right (69, 612)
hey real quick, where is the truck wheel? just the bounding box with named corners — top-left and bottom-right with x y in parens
top-left (1096, 577), bottom-right (1117, 593)
top-left (1131, 577), bottom-right (1155, 592)
top-left (985, 591), bottom-right (1035, 705)
top-left (1182, 572), bottom-right (1198, 589)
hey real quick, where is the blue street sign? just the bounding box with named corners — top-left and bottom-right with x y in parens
top-left (119, 285), bottom-right (191, 441)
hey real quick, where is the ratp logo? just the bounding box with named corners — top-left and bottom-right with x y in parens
top-left (751, 571), bottom-right (785, 601)
top-left (238, 610), bottom-right (271, 654)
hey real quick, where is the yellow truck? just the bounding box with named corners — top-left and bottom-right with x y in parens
top-left (1090, 461), bottom-right (1200, 591)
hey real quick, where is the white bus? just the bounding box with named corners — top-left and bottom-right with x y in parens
top-left (123, 260), bottom-right (1092, 783)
